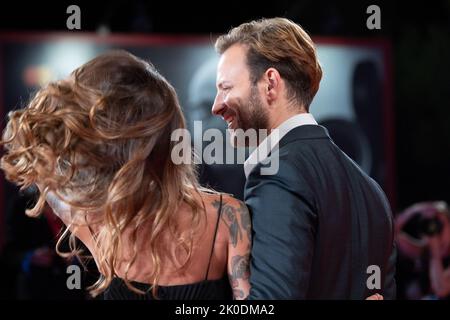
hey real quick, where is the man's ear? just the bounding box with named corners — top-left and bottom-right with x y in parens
top-left (264, 68), bottom-right (281, 104)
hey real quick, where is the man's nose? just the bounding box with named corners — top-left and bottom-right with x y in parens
top-left (211, 94), bottom-right (224, 116)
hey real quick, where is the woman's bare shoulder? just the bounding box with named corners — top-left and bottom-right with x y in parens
top-left (200, 192), bottom-right (247, 214)
top-left (200, 192), bottom-right (250, 240)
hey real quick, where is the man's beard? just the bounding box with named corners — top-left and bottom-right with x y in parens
top-left (231, 85), bottom-right (269, 147)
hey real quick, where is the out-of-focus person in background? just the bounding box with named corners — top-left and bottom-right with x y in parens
top-left (395, 201), bottom-right (450, 299)
top-left (0, 50), bottom-right (251, 300)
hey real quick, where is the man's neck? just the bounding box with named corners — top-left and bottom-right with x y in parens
top-left (268, 106), bottom-right (308, 133)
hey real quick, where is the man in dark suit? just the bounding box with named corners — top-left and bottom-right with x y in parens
top-left (212, 17), bottom-right (396, 299)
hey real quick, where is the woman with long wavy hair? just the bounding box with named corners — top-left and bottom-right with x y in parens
top-left (0, 51), bottom-right (251, 299)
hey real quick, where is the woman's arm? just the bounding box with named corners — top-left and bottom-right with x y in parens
top-left (45, 190), bottom-right (80, 224)
top-left (221, 197), bottom-right (252, 300)
top-left (39, 187), bottom-right (98, 254)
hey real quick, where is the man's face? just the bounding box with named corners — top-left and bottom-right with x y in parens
top-left (212, 44), bottom-right (269, 144)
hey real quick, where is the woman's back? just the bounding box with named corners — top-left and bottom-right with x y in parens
top-left (98, 192), bottom-right (243, 299)
top-left (0, 51), bottom-right (251, 300)
top-left (104, 193), bottom-right (231, 299)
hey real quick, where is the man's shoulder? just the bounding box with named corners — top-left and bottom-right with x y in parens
top-left (246, 149), bottom-right (298, 182)
top-left (246, 135), bottom-right (328, 182)
top-left (244, 147), bottom-right (316, 203)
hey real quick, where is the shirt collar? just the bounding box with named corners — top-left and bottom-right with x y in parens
top-left (243, 113), bottom-right (318, 178)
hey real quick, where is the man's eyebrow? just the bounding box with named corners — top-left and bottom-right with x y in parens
top-left (217, 81), bottom-right (231, 89)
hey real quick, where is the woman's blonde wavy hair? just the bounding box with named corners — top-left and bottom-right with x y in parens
top-left (1, 50), bottom-right (207, 297)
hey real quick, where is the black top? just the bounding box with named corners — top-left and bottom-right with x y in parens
top-left (103, 194), bottom-right (232, 300)
top-left (245, 125), bottom-right (396, 299)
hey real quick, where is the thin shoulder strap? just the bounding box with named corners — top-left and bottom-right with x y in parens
top-left (205, 194), bottom-right (223, 281)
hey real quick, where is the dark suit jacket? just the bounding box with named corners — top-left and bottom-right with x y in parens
top-left (245, 125), bottom-right (396, 299)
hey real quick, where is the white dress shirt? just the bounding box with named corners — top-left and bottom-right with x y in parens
top-left (243, 113), bottom-right (318, 178)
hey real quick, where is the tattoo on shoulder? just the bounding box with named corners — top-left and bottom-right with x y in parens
top-left (238, 202), bottom-right (251, 243)
top-left (213, 200), bottom-right (251, 247)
